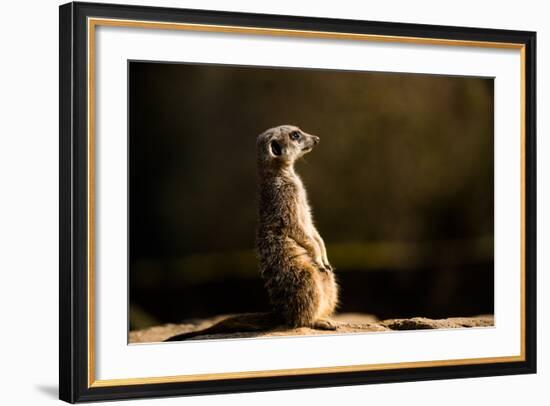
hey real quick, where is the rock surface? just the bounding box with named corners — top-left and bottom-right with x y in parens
top-left (129, 313), bottom-right (493, 343)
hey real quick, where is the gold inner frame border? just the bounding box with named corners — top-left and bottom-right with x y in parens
top-left (86, 17), bottom-right (526, 388)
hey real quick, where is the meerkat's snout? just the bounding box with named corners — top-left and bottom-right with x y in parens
top-left (300, 132), bottom-right (320, 154)
top-left (311, 135), bottom-right (320, 146)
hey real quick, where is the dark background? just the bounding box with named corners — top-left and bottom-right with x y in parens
top-left (129, 61), bottom-right (494, 331)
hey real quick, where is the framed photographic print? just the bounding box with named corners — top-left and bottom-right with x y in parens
top-left (59, 1), bottom-right (537, 403)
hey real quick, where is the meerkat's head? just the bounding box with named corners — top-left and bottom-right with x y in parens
top-left (257, 125), bottom-right (320, 168)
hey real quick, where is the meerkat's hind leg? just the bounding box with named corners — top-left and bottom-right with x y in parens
top-left (312, 318), bottom-right (338, 331)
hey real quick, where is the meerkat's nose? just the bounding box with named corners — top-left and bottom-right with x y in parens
top-left (312, 135), bottom-right (320, 144)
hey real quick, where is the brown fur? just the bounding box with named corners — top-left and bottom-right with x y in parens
top-left (164, 125), bottom-right (338, 342)
top-left (256, 125), bottom-right (339, 329)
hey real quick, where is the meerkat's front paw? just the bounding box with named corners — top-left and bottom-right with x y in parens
top-left (313, 260), bottom-right (327, 272)
top-left (316, 263), bottom-right (330, 273)
top-left (317, 262), bottom-right (333, 273)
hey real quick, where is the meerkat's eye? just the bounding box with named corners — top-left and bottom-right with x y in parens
top-left (289, 131), bottom-right (301, 141)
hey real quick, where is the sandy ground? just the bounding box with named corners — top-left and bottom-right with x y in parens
top-left (129, 313), bottom-right (494, 343)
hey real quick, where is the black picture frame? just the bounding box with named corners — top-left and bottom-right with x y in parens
top-left (59, 1), bottom-right (537, 403)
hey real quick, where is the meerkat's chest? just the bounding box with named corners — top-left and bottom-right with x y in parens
top-left (291, 177), bottom-right (313, 225)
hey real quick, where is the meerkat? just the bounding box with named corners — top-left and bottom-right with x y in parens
top-left (255, 125), bottom-right (338, 329)
top-left (164, 125), bottom-right (338, 341)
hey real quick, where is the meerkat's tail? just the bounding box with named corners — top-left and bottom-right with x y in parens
top-left (163, 312), bottom-right (280, 342)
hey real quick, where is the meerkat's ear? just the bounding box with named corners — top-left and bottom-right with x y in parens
top-left (270, 140), bottom-right (282, 157)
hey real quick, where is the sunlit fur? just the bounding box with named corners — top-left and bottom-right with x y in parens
top-left (256, 125), bottom-right (339, 329)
